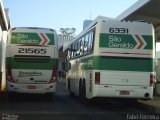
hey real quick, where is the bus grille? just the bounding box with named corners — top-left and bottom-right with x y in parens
top-left (13, 55), bottom-right (51, 63)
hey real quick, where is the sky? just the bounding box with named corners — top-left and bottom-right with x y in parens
top-left (3, 0), bottom-right (139, 35)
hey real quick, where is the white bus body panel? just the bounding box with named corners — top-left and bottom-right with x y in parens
top-left (7, 81), bottom-right (56, 93)
top-left (6, 27), bottom-right (58, 94)
top-left (93, 85), bottom-right (153, 99)
top-left (67, 17), bottom-right (155, 100)
top-left (100, 71), bottom-right (150, 86)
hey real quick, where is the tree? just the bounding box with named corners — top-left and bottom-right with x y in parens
top-left (59, 27), bottom-right (76, 36)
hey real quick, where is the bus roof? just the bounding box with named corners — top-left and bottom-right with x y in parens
top-left (63, 16), bottom-right (152, 51)
top-left (11, 27), bottom-right (55, 33)
top-left (63, 16), bottom-right (112, 51)
top-left (76, 16), bottom-right (111, 38)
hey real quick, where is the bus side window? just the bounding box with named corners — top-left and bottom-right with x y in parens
top-left (74, 42), bottom-right (78, 57)
top-left (89, 30), bottom-right (95, 52)
top-left (67, 50), bottom-right (70, 60)
top-left (70, 44), bottom-right (74, 58)
top-left (73, 42), bottom-right (76, 57)
top-left (76, 40), bottom-right (80, 56)
top-left (76, 39), bottom-right (81, 56)
top-left (67, 45), bottom-right (71, 60)
top-left (71, 42), bottom-right (77, 58)
top-left (84, 34), bottom-right (89, 54)
top-left (88, 32), bottom-right (92, 53)
top-left (80, 37), bottom-right (84, 55)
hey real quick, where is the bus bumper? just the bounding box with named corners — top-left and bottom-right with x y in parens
top-left (93, 85), bottom-right (153, 99)
top-left (6, 81), bottom-right (56, 94)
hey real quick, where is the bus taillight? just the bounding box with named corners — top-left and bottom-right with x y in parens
top-left (49, 67), bottom-right (57, 83)
top-left (7, 64), bottom-right (15, 83)
top-left (95, 72), bottom-right (100, 84)
top-left (150, 74), bottom-right (156, 85)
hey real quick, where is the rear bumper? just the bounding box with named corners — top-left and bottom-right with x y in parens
top-left (7, 81), bottom-right (56, 94)
top-left (93, 85), bottom-right (153, 99)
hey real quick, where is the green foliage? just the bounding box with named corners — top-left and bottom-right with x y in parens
top-left (59, 28), bottom-right (76, 36)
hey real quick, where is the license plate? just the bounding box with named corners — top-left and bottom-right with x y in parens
top-left (27, 85), bottom-right (36, 89)
top-left (120, 90), bottom-right (129, 95)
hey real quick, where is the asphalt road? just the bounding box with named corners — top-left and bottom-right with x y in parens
top-left (0, 82), bottom-right (153, 120)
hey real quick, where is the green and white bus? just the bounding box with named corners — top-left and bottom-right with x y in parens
top-left (6, 27), bottom-right (58, 95)
top-left (64, 16), bottom-right (156, 100)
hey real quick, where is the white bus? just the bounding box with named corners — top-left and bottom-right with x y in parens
top-left (6, 27), bottom-right (58, 97)
top-left (64, 16), bottom-right (156, 101)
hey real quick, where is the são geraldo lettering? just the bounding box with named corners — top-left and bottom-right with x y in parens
top-left (16, 33), bottom-right (39, 44)
top-left (108, 35), bottom-right (134, 49)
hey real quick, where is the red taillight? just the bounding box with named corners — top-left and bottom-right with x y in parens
top-left (7, 64), bottom-right (15, 83)
top-left (95, 72), bottom-right (100, 84)
top-left (150, 74), bottom-right (155, 85)
top-left (49, 66), bottom-right (57, 83)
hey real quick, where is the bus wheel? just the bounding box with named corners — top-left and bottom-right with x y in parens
top-left (82, 80), bottom-right (87, 101)
top-left (68, 79), bottom-right (70, 91)
top-left (68, 79), bottom-right (74, 96)
top-left (79, 79), bottom-right (87, 103)
top-left (79, 79), bottom-right (83, 99)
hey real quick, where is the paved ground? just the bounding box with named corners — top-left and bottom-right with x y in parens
top-left (0, 81), bottom-right (155, 120)
top-left (59, 79), bottom-right (160, 114)
top-left (0, 80), bottom-right (159, 120)
top-left (138, 95), bottom-right (160, 113)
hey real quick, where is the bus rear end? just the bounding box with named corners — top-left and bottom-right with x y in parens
top-left (93, 20), bottom-right (155, 99)
top-left (6, 27), bottom-right (58, 94)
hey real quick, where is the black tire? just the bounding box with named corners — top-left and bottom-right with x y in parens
top-left (67, 79), bottom-right (73, 96)
top-left (79, 79), bottom-right (87, 103)
top-left (68, 79), bottom-right (70, 91)
top-left (82, 80), bottom-right (86, 99)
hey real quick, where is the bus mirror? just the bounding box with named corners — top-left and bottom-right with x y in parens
top-left (63, 62), bottom-right (71, 71)
top-left (68, 62), bottom-right (71, 70)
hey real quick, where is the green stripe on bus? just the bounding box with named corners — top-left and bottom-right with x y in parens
top-left (99, 33), bottom-right (153, 49)
top-left (99, 56), bottom-right (154, 72)
top-left (142, 35), bottom-right (153, 49)
top-left (81, 56), bottom-right (154, 72)
top-left (46, 33), bottom-right (55, 45)
top-left (6, 57), bottom-right (58, 70)
top-left (11, 32), bottom-right (55, 45)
